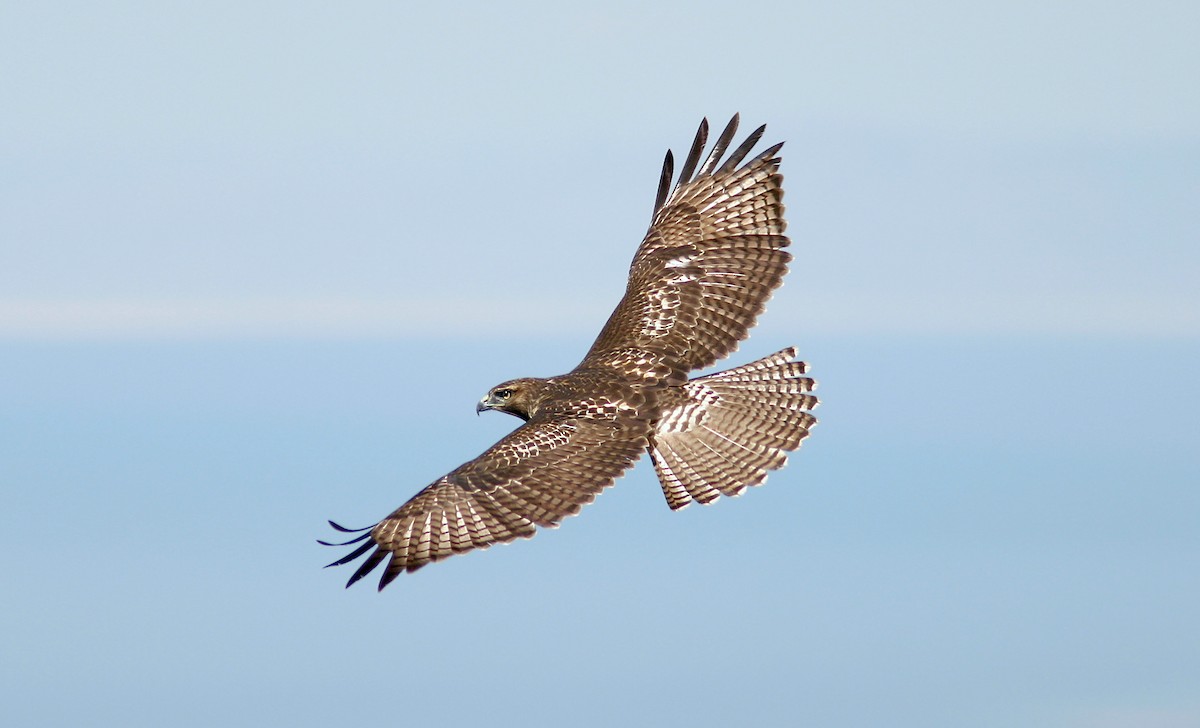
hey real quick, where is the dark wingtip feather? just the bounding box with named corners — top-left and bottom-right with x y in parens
top-left (674, 117), bottom-right (709, 191)
top-left (327, 520), bottom-right (373, 533)
top-left (758, 141), bottom-right (784, 161)
top-left (653, 149), bottom-right (674, 216)
top-left (655, 114), bottom-right (778, 214)
top-left (697, 114), bottom-right (740, 178)
top-left (317, 531), bottom-right (373, 547)
top-left (718, 123), bottom-right (767, 174)
top-left (346, 549), bottom-right (388, 589)
top-left (322, 519), bottom-right (388, 586)
top-left (377, 562), bottom-right (403, 591)
top-left (324, 540), bottom-right (376, 568)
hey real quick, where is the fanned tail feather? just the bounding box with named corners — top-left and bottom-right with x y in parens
top-left (649, 347), bottom-right (818, 510)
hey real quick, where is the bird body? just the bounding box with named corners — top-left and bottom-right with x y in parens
top-left (324, 115), bottom-right (819, 589)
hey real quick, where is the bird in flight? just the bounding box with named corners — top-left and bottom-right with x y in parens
top-left (322, 115), bottom-right (819, 589)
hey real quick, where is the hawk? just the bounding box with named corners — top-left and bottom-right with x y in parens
top-left (322, 115), bottom-right (819, 589)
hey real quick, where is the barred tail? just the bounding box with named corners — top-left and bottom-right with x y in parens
top-left (648, 347), bottom-right (818, 510)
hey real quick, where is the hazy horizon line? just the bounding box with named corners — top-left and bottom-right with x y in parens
top-left (1, 295), bottom-right (1194, 341)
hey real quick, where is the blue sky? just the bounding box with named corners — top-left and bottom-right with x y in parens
top-left (2, 2), bottom-right (1198, 727)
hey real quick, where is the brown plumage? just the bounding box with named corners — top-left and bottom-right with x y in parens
top-left (322, 115), bottom-right (819, 589)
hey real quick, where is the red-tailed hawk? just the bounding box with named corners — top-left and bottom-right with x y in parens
top-left (322, 115), bottom-right (819, 589)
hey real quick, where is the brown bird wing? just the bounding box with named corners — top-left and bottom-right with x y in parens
top-left (580, 115), bottom-right (791, 381)
top-left (323, 415), bottom-right (648, 590)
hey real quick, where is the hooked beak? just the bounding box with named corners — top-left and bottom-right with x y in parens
top-left (476, 397), bottom-right (491, 416)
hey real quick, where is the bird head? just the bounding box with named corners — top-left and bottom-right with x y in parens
top-left (477, 378), bottom-right (544, 421)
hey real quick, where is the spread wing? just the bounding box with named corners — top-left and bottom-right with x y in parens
top-left (581, 115), bottom-right (790, 380)
top-left (322, 416), bottom-right (648, 590)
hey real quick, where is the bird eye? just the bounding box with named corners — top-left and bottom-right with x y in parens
top-left (494, 388), bottom-right (513, 399)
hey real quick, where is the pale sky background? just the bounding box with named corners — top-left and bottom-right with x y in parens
top-left (2, 2), bottom-right (1198, 727)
